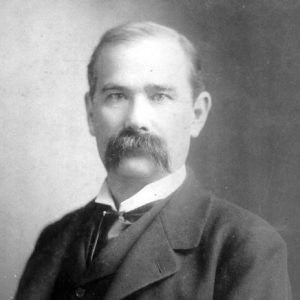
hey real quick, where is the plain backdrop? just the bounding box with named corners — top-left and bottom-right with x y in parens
top-left (0, 0), bottom-right (299, 299)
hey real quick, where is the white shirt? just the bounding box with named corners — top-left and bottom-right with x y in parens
top-left (95, 165), bottom-right (186, 212)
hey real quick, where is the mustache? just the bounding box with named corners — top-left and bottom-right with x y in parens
top-left (104, 128), bottom-right (170, 172)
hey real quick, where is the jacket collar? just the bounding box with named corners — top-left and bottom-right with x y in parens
top-left (105, 169), bottom-right (212, 300)
top-left (160, 169), bottom-right (212, 249)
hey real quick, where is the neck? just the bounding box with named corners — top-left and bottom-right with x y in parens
top-left (106, 171), bottom-right (168, 206)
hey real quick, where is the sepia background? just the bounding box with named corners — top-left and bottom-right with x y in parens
top-left (0, 0), bottom-right (299, 298)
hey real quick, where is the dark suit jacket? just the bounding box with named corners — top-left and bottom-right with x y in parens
top-left (16, 172), bottom-right (292, 299)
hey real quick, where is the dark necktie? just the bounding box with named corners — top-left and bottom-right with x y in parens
top-left (87, 202), bottom-right (156, 265)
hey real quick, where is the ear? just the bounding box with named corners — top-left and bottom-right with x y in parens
top-left (190, 91), bottom-right (212, 138)
top-left (85, 92), bottom-right (96, 136)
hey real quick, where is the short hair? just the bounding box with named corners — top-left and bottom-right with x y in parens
top-left (87, 22), bottom-right (204, 99)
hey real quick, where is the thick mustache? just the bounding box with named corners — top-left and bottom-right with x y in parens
top-left (104, 128), bottom-right (170, 172)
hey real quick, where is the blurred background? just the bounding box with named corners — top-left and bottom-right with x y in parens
top-left (0, 0), bottom-right (299, 298)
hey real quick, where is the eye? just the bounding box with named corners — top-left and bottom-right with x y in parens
top-left (105, 92), bottom-right (127, 104)
top-left (151, 93), bottom-right (171, 103)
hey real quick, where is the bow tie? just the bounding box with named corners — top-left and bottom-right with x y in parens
top-left (87, 201), bottom-right (157, 264)
top-left (96, 201), bottom-right (157, 223)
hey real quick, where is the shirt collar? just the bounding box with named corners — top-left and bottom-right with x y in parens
top-left (95, 165), bottom-right (186, 213)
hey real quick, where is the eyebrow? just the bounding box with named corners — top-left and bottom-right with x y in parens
top-left (101, 84), bottom-right (130, 93)
top-left (145, 84), bottom-right (176, 93)
top-left (101, 83), bottom-right (177, 94)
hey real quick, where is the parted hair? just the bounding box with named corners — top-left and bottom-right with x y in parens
top-left (87, 22), bottom-right (205, 99)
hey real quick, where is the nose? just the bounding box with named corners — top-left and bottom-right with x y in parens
top-left (125, 94), bottom-right (151, 132)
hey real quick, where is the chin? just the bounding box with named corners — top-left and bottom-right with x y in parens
top-left (115, 157), bottom-right (166, 180)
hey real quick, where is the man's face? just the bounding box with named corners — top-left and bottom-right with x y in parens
top-left (86, 36), bottom-right (210, 179)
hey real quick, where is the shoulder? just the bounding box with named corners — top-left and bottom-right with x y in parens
top-left (206, 194), bottom-right (286, 251)
top-left (15, 200), bottom-right (98, 299)
top-left (163, 170), bottom-right (287, 254)
top-left (205, 195), bottom-right (288, 279)
top-left (35, 200), bottom-right (96, 251)
top-left (183, 169), bottom-right (285, 248)
top-left (202, 196), bottom-right (291, 299)
top-left (180, 168), bottom-right (286, 250)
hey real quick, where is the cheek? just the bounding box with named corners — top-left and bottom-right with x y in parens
top-left (162, 111), bottom-right (193, 151)
top-left (94, 106), bottom-right (124, 137)
top-left (162, 112), bottom-right (192, 170)
top-left (166, 108), bottom-right (193, 134)
top-left (93, 110), bottom-right (120, 160)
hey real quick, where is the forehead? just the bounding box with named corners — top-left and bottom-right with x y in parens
top-left (95, 36), bottom-right (192, 89)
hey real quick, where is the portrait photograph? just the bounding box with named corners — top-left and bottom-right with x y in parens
top-left (0, 0), bottom-right (299, 299)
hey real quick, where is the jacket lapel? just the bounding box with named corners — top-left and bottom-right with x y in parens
top-left (159, 171), bottom-right (212, 250)
top-left (104, 216), bottom-right (180, 300)
top-left (81, 201), bottom-right (167, 284)
top-left (63, 201), bottom-right (102, 284)
top-left (105, 170), bottom-right (212, 300)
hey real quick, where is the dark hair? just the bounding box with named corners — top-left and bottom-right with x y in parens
top-left (87, 22), bottom-right (204, 99)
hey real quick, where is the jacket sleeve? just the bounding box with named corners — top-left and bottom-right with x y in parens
top-left (213, 225), bottom-right (292, 300)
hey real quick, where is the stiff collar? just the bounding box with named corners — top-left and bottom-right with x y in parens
top-left (95, 165), bottom-right (186, 213)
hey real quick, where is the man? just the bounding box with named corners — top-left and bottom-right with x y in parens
top-left (16, 22), bottom-right (291, 299)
